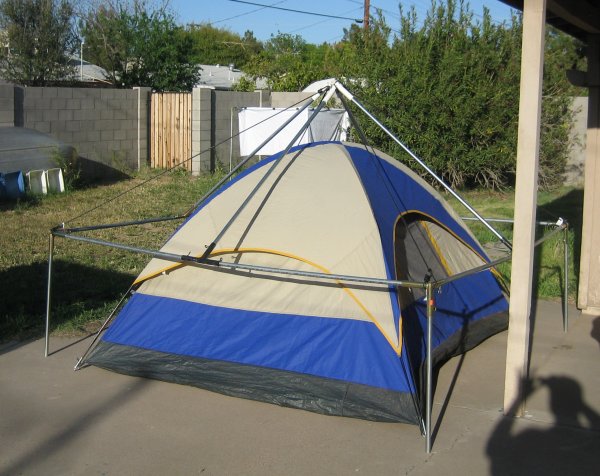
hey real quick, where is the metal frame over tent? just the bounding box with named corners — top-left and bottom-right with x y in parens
top-left (44, 81), bottom-right (569, 453)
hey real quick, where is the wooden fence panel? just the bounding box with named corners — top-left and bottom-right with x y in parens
top-left (150, 92), bottom-right (192, 171)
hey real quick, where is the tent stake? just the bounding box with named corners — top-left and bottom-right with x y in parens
top-left (334, 81), bottom-right (512, 251)
top-left (45, 233), bottom-right (55, 357)
top-left (425, 282), bottom-right (434, 453)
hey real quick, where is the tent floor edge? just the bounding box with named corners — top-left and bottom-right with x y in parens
top-left (432, 309), bottom-right (509, 366)
top-left (417, 309), bottom-right (509, 416)
top-left (87, 341), bottom-right (421, 425)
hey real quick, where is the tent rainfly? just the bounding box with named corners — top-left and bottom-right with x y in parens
top-left (48, 82), bottom-right (512, 452)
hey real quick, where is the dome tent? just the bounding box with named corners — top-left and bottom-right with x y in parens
top-left (84, 140), bottom-right (508, 424)
top-left (47, 81), bottom-right (512, 451)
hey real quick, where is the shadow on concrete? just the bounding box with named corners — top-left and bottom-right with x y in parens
top-left (432, 314), bottom-right (471, 444)
top-left (527, 189), bottom-right (584, 357)
top-left (486, 376), bottom-right (600, 476)
top-left (47, 332), bottom-right (96, 357)
top-left (1, 377), bottom-right (149, 475)
top-left (592, 317), bottom-right (600, 349)
top-left (0, 339), bottom-right (35, 357)
top-left (0, 259), bottom-right (133, 345)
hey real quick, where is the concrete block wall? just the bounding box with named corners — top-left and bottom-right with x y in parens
top-left (192, 88), bottom-right (270, 174)
top-left (0, 84), bottom-right (14, 127)
top-left (270, 91), bottom-right (313, 108)
top-left (213, 90), bottom-right (267, 171)
top-left (13, 85), bottom-right (150, 177)
top-left (191, 87), bottom-right (213, 174)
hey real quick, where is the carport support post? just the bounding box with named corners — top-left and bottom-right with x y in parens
top-left (578, 35), bottom-right (600, 314)
top-left (503, 0), bottom-right (546, 417)
top-left (425, 282), bottom-right (434, 453)
top-left (45, 233), bottom-right (55, 357)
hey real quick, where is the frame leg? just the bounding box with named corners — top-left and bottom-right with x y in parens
top-left (563, 225), bottom-right (569, 332)
top-left (426, 282), bottom-right (434, 453)
top-left (45, 233), bottom-right (55, 357)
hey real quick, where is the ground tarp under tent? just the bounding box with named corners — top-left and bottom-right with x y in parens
top-left (85, 140), bottom-right (509, 424)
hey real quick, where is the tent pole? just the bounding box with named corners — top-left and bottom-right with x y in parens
top-left (52, 230), bottom-right (427, 289)
top-left (425, 282), bottom-right (434, 453)
top-left (185, 92), bottom-right (321, 216)
top-left (62, 215), bottom-right (185, 234)
top-left (563, 223), bottom-right (569, 332)
top-left (75, 285), bottom-right (134, 370)
top-left (229, 106), bottom-right (234, 173)
top-left (336, 89), bottom-right (370, 146)
top-left (200, 87), bottom-right (335, 259)
top-left (334, 81), bottom-right (512, 251)
top-left (329, 112), bottom-right (345, 141)
top-left (44, 233), bottom-right (55, 357)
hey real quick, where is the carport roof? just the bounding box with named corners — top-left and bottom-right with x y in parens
top-left (500, 0), bottom-right (600, 41)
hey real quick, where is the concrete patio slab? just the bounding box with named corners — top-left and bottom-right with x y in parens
top-left (1, 300), bottom-right (598, 475)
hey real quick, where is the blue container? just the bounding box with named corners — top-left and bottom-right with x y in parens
top-left (0, 171), bottom-right (26, 200)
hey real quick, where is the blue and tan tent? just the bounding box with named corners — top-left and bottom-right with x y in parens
top-left (85, 141), bottom-right (508, 424)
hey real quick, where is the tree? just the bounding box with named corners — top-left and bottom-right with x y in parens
top-left (539, 27), bottom-right (586, 187)
top-left (242, 32), bottom-right (331, 91)
top-left (0, 0), bottom-right (77, 85)
top-left (185, 23), bottom-right (262, 68)
top-left (331, 1), bottom-right (582, 189)
top-left (82, 0), bottom-right (200, 91)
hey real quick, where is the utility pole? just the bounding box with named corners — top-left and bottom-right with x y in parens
top-left (364, 0), bottom-right (370, 30)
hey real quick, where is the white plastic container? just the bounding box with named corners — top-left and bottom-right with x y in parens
top-left (46, 168), bottom-right (65, 193)
top-left (26, 169), bottom-right (48, 195)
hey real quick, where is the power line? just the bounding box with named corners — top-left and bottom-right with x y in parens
top-left (228, 0), bottom-right (363, 23)
top-left (287, 6), bottom-right (362, 36)
top-left (210, 0), bottom-right (288, 26)
top-left (344, 0), bottom-right (401, 21)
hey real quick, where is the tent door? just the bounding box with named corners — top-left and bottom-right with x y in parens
top-left (394, 212), bottom-right (487, 309)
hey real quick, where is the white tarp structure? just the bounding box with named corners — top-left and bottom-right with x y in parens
top-left (238, 107), bottom-right (349, 156)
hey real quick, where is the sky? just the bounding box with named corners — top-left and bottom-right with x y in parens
top-left (169, 0), bottom-right (518, 44)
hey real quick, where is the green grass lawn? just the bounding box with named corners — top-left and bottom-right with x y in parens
top-left (0, 168), bottom-right (223, 342)
top-left (0, 168), bottom-right (583, 343)
top-left (444, 186), bottom-right (582, 302)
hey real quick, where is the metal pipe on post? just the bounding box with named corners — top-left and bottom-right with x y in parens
top-left (333, 81), bottom-right (513, 251)
top-left (45, 233), bottom-right (55, 357)
top-left (425, 282), bottom-right (434, 454)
